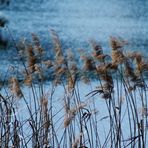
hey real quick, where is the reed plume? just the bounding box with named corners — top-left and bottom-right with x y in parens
top-left (72, 139), bottom-right (80, 148)
top-left (110, 37), bottom-right (126, 64)
top-left (64, 114), bottom-right (75, 128)
top-left (124, 59), bottom-right (137, 80)
top-left (32, 33), bottom-right (44, 55)
top-left (127, 51), bottom-right (148, 84)
top-left (90, 39), bottom-right (109, 62)
top-left (24, 74), bottom-right (32, 86)
top-left (10, 77), bottom-right (23, 98)
top-left (64, 104), bottom-right (87, 128)
top-left (42, 60), bottom-right (53, 68)
top-left (49, 29), bottom-right (68, 84)
top-left (134, 52), bottom-right (148, 75)
top-left (26, 44), bottom-right (36, 73)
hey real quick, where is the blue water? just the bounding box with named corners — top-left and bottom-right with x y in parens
top-left (1, 0), bottom-right (148, 46)
top-left (0, 0), bottom-right (148, 72)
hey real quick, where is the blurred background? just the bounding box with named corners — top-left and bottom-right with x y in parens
top-left (0, 0), bottom-right (148, 68)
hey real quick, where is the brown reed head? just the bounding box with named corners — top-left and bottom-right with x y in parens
top-left (110, 36), bottom-right (128, 50)
top-left (32, 33), bottom-right (44, 55)
top-left (10, 77), bottom-right (23, 98)
top-left (124, 59), bottom-right (136, 79)
top-left (26, 44), bottom-right (36, 73)
top-left (83, 57), bottom-right (95, 71)
top-left (64, 115), bottom-right (74, 128)
top-left (24, 74), bottom-right (32, 86)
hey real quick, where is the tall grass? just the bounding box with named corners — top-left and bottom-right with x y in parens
top-left (0, 28), bottom-right (148, 147)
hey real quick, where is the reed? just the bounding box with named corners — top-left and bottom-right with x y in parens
top-left (0, 29), bottom-right (148, 147)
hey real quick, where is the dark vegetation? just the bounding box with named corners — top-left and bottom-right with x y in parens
top-left (0, 0), bottom-right (9, 47)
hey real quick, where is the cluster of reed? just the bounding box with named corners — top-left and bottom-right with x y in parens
top-left (0, 28), bottom-right (148, 147)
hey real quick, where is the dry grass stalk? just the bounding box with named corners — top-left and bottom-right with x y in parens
top-left (40, 96), bottom-right (49, 118)
top-left (72, 138), bottom-right (80, 148)
top-left (124, 60), bottom-right (136, 79)
top-left (42, 60), bottom-right (53, 68)
top-left (83, 57), bottom-right (95, 71)
top-left (50, 29), bottom-right (65, 65)
top-left (32, 33), bottom-right (44, 55)
top-left (66, 49), bottom-right (78, 73)
top-left (96, 64), bottom-right (108, 75)
top-left (90, 40), bottom-right (103, 54)
top-left (96, 64), bottom-right (114, 84)
top-left (90, 39), bottom-right (109, 61)
top-left (49, 29), bottom-right (61, 53)
top-left (128, 51), bottom-right (148, 75)
top-left (67, 76), bottom-right (75, 92)
top-left (17, 39), bottom-right (26, 58)
top-left (70, 104), bottom-right (87, 114)
top-left (110, 37), bottom-right (126, 64)
top-left (106, 63), bottom-right (118, 72)
top-left (110, 36), bottom-right (128, 50)
top-left (80, 75), bottom-right (90, 84)
top-left (66, 49), bottom-right (78, 91)
top-left (10, 77), bottom-right (23, 98)
top-left (34, 64), bottom-right (42, 74)
top-left (64, 104), bottom-right (87, 128)
top-left (64, 114), bottom-right (75, 128)
top-left (40, 96), bottom-right (51, 146)
top-left (26, 44), bottom-right (36, 73)
top-left (50, 29), bottom-right (68, 84)
top-left (139, 107), bottom-right (148, 116)
top-left (111, 49), bottom-right (125, 64)
top-left (95, 62), bottom-right (114, 99)
top-left (24, 74), bottom-right (32, 86)
top-left (79, 49), bottom-right (95, 71)
top-left (135, 53), bottom-right (148, 74)
top-left (78, 48), bottom-right (94, 70)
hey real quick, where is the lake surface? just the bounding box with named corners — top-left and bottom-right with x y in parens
top-left (0, 0), bottom-right (148, 72)
top-left (1, 0), bottom-right (148, 47)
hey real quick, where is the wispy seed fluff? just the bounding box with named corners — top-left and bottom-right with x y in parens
top-left (26, 44), bottom-right (36, 73)
top-left (10, 77), bottom-right (23, 98)
top-left (110, 37), bottom-right (126, 64)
